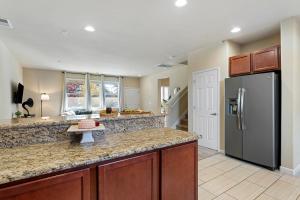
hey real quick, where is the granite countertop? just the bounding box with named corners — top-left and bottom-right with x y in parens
top-left (0, 113), bottom-right (165, 129)
top-left (0, 128), bottom-right (197, 185)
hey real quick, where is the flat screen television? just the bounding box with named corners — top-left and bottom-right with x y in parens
top-left (14, 83), bottom-right (24, 104)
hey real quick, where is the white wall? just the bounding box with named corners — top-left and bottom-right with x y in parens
top-left (240, 34), bottom-right (280, 53)
top-left (140, 65), bottom-right (188, 113)
top-left (23, 68), bottom-right (64, 117)
top-left (0, 40), bottom-right (23, 120)
top-left (280, 17), bottom-right (300, 173)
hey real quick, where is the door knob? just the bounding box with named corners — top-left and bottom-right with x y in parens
top-left (210, 113), bottom-right (217, 116)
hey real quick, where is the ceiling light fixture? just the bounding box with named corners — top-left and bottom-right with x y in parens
top-left (175, 0), bottom-right (188, 7)
top-left (84, 25), bottom-right (95, 32)
top-left (231, 27), bottom-right (241, 33)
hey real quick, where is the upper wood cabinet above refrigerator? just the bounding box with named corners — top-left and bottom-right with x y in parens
top-left (252, 45), bottom-right (281, 73)
top-left (229, 45), bottom-right (281, 77)
top-left (229, 54), bottom-right (251, 76)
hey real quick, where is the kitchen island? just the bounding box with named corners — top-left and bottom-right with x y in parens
top-left (0, 128), bottom-right (198, 200)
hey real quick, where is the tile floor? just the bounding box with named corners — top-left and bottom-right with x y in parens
top-left (198, 149), bottom-right (300, 200)
top-left (198, 146), bottom-right (218, 160)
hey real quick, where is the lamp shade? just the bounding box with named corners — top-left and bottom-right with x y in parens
top-left (41, 93), bottom-right (50, 101)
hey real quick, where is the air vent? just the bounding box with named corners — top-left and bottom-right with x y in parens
top-left (0, 18), bottom-right (13, 29)
top-left (157, 64), bottom-right (173, 68)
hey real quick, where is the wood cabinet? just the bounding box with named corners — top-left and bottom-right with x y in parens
top-left (252, 46), bottom-right (280, 73)
top-left (98, 152), bottom-right (159, 200)
top-left (0, 169), bottom-right (90, 200)
top-left (229, 45), bottom-right (281, 77)
top-left (229, 54), bottom-right (251, 76)
top-left (161, 142), bottom-right (198, 200)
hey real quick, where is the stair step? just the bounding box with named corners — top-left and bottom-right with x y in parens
top-left (180, 118), bottom-right (188, 126)
top-left (176, 124), bottom-right (188, 131)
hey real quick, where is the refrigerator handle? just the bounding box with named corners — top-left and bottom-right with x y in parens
top-left (237, 88), bottom-right (242, 130)
top-left (241, 88), bottom-right (246, 130)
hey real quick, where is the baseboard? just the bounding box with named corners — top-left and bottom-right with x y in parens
top-left (294, 164), bottom-right (300, 176)
top-left (218, 149), bottom-right (225, 154)
top-left (280, 166), bottom-right (294, 175)
top-left (280, 165), bottom-right (300, 176)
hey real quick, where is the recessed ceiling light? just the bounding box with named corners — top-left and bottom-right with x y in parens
top-left (175, 0), bottom-right (188, 7)
top-left (84, 25), bottom-right (95, 32)
top-left (231, 27), bottom-right (241, 33)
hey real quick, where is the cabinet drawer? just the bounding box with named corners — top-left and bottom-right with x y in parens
top-left (252, 46), bottom-right (280, 72)
top-left (229, 54), bottom-right (251, 76)
top-left (0, 169), bottom-right (90, 200)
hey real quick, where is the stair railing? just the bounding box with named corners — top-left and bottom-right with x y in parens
top-left (164, 86), bottom-right (188, 128)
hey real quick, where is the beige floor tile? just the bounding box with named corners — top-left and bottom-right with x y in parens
top-left (255, 194), bottom-right (277, 200)
top-left (198, 186), bottom-right (216, 200)
top-left (226, 180), bottom-right (265, 200)
top-left (223, 166), bottom-right (256, 182)
top-left (198, 166), bottom-right (225, 182)
top-left (212, 154), bottom-right (229, 161)
top-left (198, 156), bottom-right (225, 170)
top-left (198, 146), bottom-right (218, 160)
top-left (265, 180), bottom-right (300, 200)
top-left (198, 178), bottom-right (205, 186)
top-left (240, 163), bottom-right (261, 173)
top-left (201, 175), bottom-right (239, 196)
top-left (247, 170), bottom-right (281, 188)
top-left (214, 193), bottom-right (237, 200)
top-left (280, 174), bottom-right (300, 186)
top-left (214, 159), bottom-right (242, 172)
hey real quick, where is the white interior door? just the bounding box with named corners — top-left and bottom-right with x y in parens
top-left (193, 69), bottom-right (219, 150)
top-left (124, 87), bottom-right (140, 109)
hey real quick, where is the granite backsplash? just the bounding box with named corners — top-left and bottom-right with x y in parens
top-left (0, 114), bottom-right (165, 148)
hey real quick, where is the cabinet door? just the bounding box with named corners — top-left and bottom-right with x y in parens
top-left (0, 169), bottom-right (90, 200)
top-left (161, 142), bottom-right (198, 200)
top-left (229, 54), bottom-right (251, 76)
top-left (252, 46), bottom-right (280, 72)
top-left (98, 152), bottom-right (159, 200)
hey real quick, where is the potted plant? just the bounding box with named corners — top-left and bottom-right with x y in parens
top-left (15, 111), bottom-right (22, 118)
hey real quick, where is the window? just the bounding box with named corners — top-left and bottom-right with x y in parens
top-left (63, 73), bottom-right (121, 112)
top-left (65, 74), bottom-right (87, 111)
top-left (161, 86), bottom-right (169, 102)
top-left (103, 81), bottom-right (120, 108)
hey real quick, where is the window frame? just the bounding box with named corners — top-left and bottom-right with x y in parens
top-left (63, 73), bottom-right (121, 113)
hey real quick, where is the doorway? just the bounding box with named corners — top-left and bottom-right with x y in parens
top-left (192, 68), bottom-right (220, 150)
top-left (158, 78), bottom-right (170, 113)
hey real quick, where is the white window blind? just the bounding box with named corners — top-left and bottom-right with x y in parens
top-left (103, 76), bottom-right (120, 108)
top-left (89, 74), bottom-right (104, 111)
top-left (65, 73), bottom-right (87, 111)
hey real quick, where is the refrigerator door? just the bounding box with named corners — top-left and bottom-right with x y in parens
top-left (242, 72), bottom-right (279, 169)
top-left (225, 77), bottom-right (243, 159)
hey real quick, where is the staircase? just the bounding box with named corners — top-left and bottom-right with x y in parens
top-left (176, 113), bottom-right (188, 131)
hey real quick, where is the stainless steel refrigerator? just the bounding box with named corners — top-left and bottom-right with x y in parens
top-left (225, 72), bottom-right (280, 170)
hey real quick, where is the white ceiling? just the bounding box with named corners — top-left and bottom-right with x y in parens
top-left (0, 0), bottom-right (299, 76)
